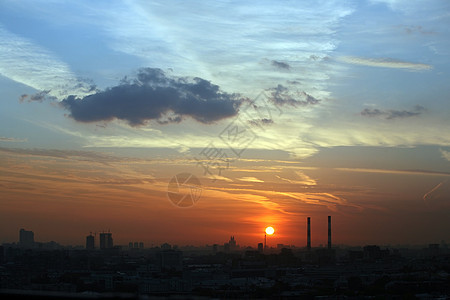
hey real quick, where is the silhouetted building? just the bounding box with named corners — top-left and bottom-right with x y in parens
top-left (348, 250), bottom-right (364, 261)
top-left (229, 236), bottom-right (237, 250)
top-left (328, 215), bottom-right (332, 249)
top-left (161, 243), bottom-right (171, 250)
top-left (426, 243), bottom-right (440, 256)
top-left (86, 234), bottom-right (95, 250)
top-left (363, 245), bottom-right (389, 260)
top-left (128, 241), bottom-right (144, 249)
top-left (258, 242), bottom-right (264, 253)
top-left (19, 228), bottom-right (34, 247)
top-left (307, 217), bottom-right (311, 250)
top-left (316, 248), bottom-right (336, 265)
top-left (99, 232), bottom-right (113, 249)
top-left (158, 249), bottom-right (183, 271)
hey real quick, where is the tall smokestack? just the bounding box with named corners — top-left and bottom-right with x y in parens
top-left (328, 215), bottom-right (331, 249)
top-left (307, 217), bottom-right (311, 250)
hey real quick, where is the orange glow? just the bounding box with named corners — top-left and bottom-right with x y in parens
top-left (265, 226), bottom-right (275, 235)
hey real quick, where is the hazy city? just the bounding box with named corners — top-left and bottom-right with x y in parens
top-left (1, 0), bottom-right (450, 299)
top-left (1, 217), bottom-right (449, 299)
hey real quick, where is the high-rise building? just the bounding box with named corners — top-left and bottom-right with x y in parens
top-left (19, 228), bottom-right (34, 247)
top-left (158, 249), bottom-right (183, 271)
top-left (99, 232), bottom-right (113, 249)
top-left (307, 217), bottom-right (311, 250)
top-left (258, 242), bottom-right (264, 253)
top-left (161, 243), bottom-right (171, 250)
top-left (86, 234), bottom-right (95, 250)
top-left (228, 236), bottom-right (237, 250)
top-left (328, 216), bottom-right (332, 249)
top-left (0, 245), bottom-right (4, 264)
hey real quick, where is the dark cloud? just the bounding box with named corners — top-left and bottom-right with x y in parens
top-left (286, 80), bottom-right (301, 85)
top-left (19, 90), bottom-right (53, 103)
top-left (361, 105), bottom-right (425, 119)
top-left (309, 55), bottom-right (330, 61)
top-left (61, 68), bottom-right (243, 126)
top-left (402, 25), bottom-right (435, 35)
top-left (267, 84), bottom-right (320, 107)
top-left (248, 118), bottom-right (274, 127)
top-left (271, 60), bottom-right (290, 70)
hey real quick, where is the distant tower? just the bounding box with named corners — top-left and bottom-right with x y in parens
top-left (258, 242), bottom-right (264, 253)
top-left (229, 236), bottom-right (237, 250)
top-left (19, 228), bottom-right (34, 247)
top-left (99, 232), bottom-right (113, 249)
top-left (307, 217), bottom-right (311, 250)
top-left (86, 233), bottom-right (95, 250)
top-left (328, 216), bottom-right (332, 249)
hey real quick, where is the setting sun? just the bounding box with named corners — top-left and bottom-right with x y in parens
top-left (265, 226), bottom-right (275, 235)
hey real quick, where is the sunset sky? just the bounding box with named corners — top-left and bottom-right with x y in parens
top-left (1, 0), bottom-right (450, 248)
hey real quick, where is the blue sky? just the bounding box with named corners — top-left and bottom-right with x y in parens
top-left (0, 0), bottom-right (450, 245)
top-left (1, 0), bottom-right (449, 155)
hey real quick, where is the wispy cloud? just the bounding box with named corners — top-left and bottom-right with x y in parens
top-left (278, 191), bottom-right (362, 212)
top-left (238, 177), bottom-right (264, 183)
top-left (276, 170), bottom-right (317, 186)
top-left (0, 25), bottom-right (95, 98)
top-left (0, 147), bottom-right (118, 164)
top-left (98, 1), bottom-right (353, 95)
top-left (440, 149), bottom-right (450, 162)
top-left (0, 137), bottom-right (27, 143)
top-left (267, 85), bottom-right (320, 107)
top-left (361, 105), bottom-right (426, 119)
top-left (335, 167), bottom-right (450, 177)
top-left (339, 56), bottom-right (432, 71)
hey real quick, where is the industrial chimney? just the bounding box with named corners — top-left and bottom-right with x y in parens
top-left (307, 217), bottom-right (311, 250)
top-left (328, 216), bottom-right (331, 249)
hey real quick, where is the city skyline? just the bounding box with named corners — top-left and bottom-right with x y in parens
top-left (1, 1), bottom-right (450, 247)
top-left (7, 213), bottom-right (446, 249)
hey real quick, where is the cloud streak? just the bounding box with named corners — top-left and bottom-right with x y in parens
top-left (339, 56), bottom-right (432, 71)
top-left (61, 68), bottom-right (243, 126)
top-left (335, 167), bottom-right (450, 177)
top-left (0, 137), bottom-right (27, 143)
top-left (238, 177), bottom-right (264, 183)
top-left (361, 105), bottom-right (425, 119)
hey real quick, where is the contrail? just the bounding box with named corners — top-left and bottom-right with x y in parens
top-left (423, 181), bottom-right (445, 203)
